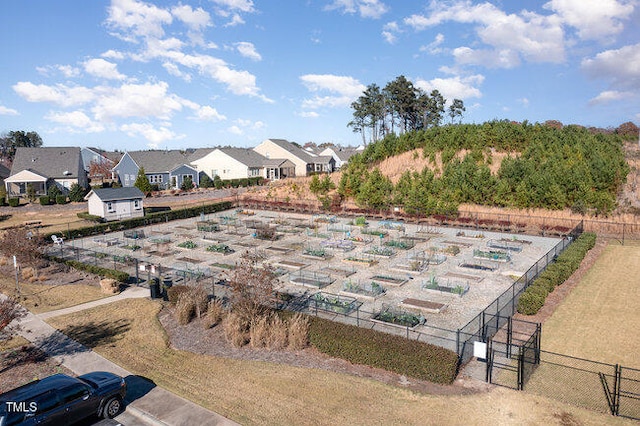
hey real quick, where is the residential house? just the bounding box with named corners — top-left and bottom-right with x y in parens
top-left (0, 164), bottom-right (9, 189)
top-left (190, 147), bottom-right (295, 181)
top-left (113, 150), bottom-right (200, 190)
top-left (84, 187), bottom-right (144, 221)
top-left (253, 138), bottom-right (334, 176)
top-left (81, 147), bottom-right (122, 183)
top-left (4, 147), bottom-right (88, 197)
top-left (319, 146), bottom-right (360, 170)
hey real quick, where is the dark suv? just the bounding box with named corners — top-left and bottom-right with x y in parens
top-left (0, 372), bottom-right (126, 425)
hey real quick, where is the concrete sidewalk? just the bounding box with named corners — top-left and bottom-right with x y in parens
top-left (16, 288), bottom-right (238, 426)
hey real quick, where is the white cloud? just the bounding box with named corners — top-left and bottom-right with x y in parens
top-left (414, 74), bottom-right (484, 102)
top-left (382, 21), bottom-right (399, 44)
top-left (298, 111), bottom-right (319, 118)
top-left (45, 110), bottom-right (105, 132)
top-left (519, 98), bottom-right (530, 107)
top-left (13, 82), bottom-right (95, 107)
top-left (227, 125), bottom-right (243, 135)
top-left (36, 64), bottom-right (81, 78)
top-left (453, 47), bottom-right (521, 69)
top-left (223, 14), bottom-right (245, 27)
top-left (0, 105), bottom-right (18, 116)
top-left (300, 74), bottom-right (366, 110)
top-left (420, 33), bottom-right (445, 54)
top-left (171, 4), bottom-right (211, 32)
top-left (589, 90), bottom-right (635, 105)
top-left (192, 105), bottom-right (226, 121)
top-left (212, 0), bottom-right (255, 13)
top-left (120, 122), bottom-right (181, 145)
top-left (84, 58), bottom-right (126, 80)
top-left (162, 62), bottom-right (192, 81)
top-left (582, 43), bottom-right (640, 90)
top-left (102, 49), bottom-right (126, 60)
top-left (404, 1), bottom-right (566, 67)
top-left (544, 0), bottom-right (635, 41)
top-left (325, 0), bottom-right (388, 19)
top-left (92, 81), bottom-right (185, 121)
top-left (106, 0), bottom-right (173, 41)
top-left (236, 42), bottom-right (262, 61)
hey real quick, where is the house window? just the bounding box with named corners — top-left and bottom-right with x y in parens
top-left (149, 175), bottom-right (163, 183)
top-left (211, 169), bottom-right (218, 177)
top-left (107, 202), bottom-right (114, 212)
top-left (248, 168), bottom-right (260, 177)
top-left (134, 200), bottom-right (141, 210)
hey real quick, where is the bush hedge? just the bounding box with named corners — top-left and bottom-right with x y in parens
top-left (167, 285), bottom-right (191, 305)
top-left (56, 195), bottom-right (67, 204)
top-left (39, 196), bottom-right (51, 206)
top-left (517, 232), bottom-right (597, 315)
top-left (48, 257), bottom-right (129, 282)
top-left (8, 197), bottom-right (20, 207)
top-left (77, 212), bottom-right (103, 222)
top-left (44, 200), bottom-right (232, 241)
top-left (307, 315), bottom-right (459, 384)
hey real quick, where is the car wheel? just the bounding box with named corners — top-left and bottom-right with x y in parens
top-left (102, 397), bottom-right (123, 419)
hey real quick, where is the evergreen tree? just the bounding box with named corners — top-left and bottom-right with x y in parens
top-left (134, 167), bottom-right (152, 193)
top-left (199, 173), bottom-right (213, 188)
top-left (181, 175), bottom-right (194, 191)
top-left (68, 183), bottom-right (88, 202)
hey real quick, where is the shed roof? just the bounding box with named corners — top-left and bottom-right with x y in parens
top-left (85, 187), bottom-right (145, 202)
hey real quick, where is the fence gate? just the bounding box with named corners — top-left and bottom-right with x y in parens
top-left (486, 320), bottom-right (541, 390)
top-left (601, 365), bottom-right (640, 420)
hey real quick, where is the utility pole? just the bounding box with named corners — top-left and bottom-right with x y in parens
top-left (13, 255), bottom-right (19, 296)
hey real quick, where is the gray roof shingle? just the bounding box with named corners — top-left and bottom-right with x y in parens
top-left (219, 147), bottom-right (267, 168)
top-left (89, 187), bottom-right (145, 201)
top-left (10, 147), bottom-right (82, 179)
top-left (127, 150), bottom-right (196, 173)
top-left (266, 139), bottom-right (315, 163)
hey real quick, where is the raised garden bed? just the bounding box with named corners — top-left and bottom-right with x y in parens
top-left (302, 247), bottom-right (332, 260)
top-left (266, 246), bottom-right (294, 254)
top-left (320, 239), bottom-right (355, 252)
top-left (290, 271), bottom-right (334, 289)
top-left (473, 249), bottom-right (511, 262)
top-left (443, 271), bottom-right (483, 282)
top-left (400, 298), bottom-right (446, 314)
top-left (343, 257), bottom-right (378, 267)
top-left (274, 260), bottom-right (308, 270)
top-left (206, 244), bottom-right (234, 255)
top-left (196, 221), bottom-right (220, 232)
top-left (384, 239), bottom-right (415, 250)
top-left (422, 276), bottom-right (469, 296)
top-left (324, 267), bottom-right (356, 277)
top-left (346, 235), bottom-right (372, 244)
top-left (124, 229), bottom-right (146, 239)
top-left (443, 240), bottom-right (473, 248)
top-left (176, 257), bottom-right (203, 264)
top-left (369, 274), bottom-right (407, 287)
top-left (342, 280), bottom-right (386, 299)
top-left (487, 239), bottom-right (523, 252)
top-left (364, 246), bottom-right (396, 258)
top-left (311, 292), bottom-right (358, 314)
top-left (177, 240), bottom-right (198, 249)
top-left (379, 220), bottom-right (405, 231)
top-left (455, 231), bottom-right (485, 239)
top-left (371, 305), bottom-right (425, 328)
top-left (360, 228), bottom-right (388, 237)
top-left (122, 244), bottom-right (141, 251)
top-left (391, 260), bottom-right (427, 274)
top-left (211, 262), bottom-right (236, 270)
top-left (459, 262), bottom-right (498, 272)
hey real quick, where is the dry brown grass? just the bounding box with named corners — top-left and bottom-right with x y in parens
top-left (0, 272), bottom-right (108, 314)
top-left (0, 336), bottom-right (29, 352)
top-left (222, 311), bottom-right (249, 347)
top-left (202, 299), bottom-right (225, 329)
top-left (45, 298), bottom-right (630, 426)
top-left (265, 313), bottom-right (287, 350)
top-left (175, 296), bottom-right (195, 326)
top-left (540, 244), bottom-right (640, 365)
top-left (287, 313), bottom-right (310, 350)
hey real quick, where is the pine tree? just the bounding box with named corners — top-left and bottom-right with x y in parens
top-left (134, 167), bottom-right (152, 193)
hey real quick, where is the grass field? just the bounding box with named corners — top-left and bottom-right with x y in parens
top-left (541, 243), bottom-right (640, 365)
top-left (0, 274), bottom-right (109, 314)
top-left (46, 298), bottom-right (630, 425)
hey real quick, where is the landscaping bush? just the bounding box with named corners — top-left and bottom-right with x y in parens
top-left (288, 313), bottom-right (310, 350)
top-left (517, 232), bottom-right (597, 315)
top-left (55, 195), bottom-right (67, 204)
top-left (307, 315), bottom-right (458, 384)
top-left (39, 196), bottom-right (51, 206)
top-left (202, 299), bottom-right (225, 329)
top-left (8, 197), bottom-right (20, 207)
top-left (49, 258), bottom-right (129, 282)
top-left (167, 285), bottom-right (190, 305)
top-left (175, 295), bottom-right (195, 325)
top-left (517, 291), bottom-right (546, 315)
top-left (223, 311), bottom-right (249, 347)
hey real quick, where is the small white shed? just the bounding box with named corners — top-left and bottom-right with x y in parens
top-left (84, 187), bottom-right (145, 221)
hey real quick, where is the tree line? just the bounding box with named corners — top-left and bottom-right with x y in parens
top-left (337, 121), bottom-right (629, 216)
top-left (348, 75), bottom-right (465, 146)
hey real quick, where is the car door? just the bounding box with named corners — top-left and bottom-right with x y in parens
top-left (31, 390), bottom-right (64, 425)
top-left (58, 383), bottom-right (97, 424)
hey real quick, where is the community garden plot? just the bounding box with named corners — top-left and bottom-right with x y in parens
top-left (69, 209), bottom-right (560, 333)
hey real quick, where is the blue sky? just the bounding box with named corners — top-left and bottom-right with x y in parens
top-left (0, 0), bottom-right (638, 150)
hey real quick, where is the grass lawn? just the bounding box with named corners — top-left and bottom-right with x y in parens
top-left (46, 298), bottom-right (628, 426)
top-left (541, 243), bottom-right (640, 365)
top-left (0, 274), bottom-right (109, 314)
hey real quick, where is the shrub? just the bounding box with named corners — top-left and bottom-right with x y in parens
top-left (55, 195), bottom-right (67, 204)
top-left (202, 299), bottom-right (225, 329)
top-left (167, 285), bottom-right (190, 305)
top-left (288, 313), bottom-right (310, 350)
top-left (517, 291), bottom-right (546, 315)
top-left (47, 258), bottom-right (129, 282)
top-left (266, 313), bottom-right (288, 350)
top-left (249, 314), bottom-right (270, 348)
top-left (68, 183), bottom-right (88, 202)
top-left (175, 295), bottom-right (195, 325)
top-left (39, 196), bottom-right (50, 206)
top-left (223, 312), bottom-right (249, 347)
top-left (8, 198), bottom-right (20, 207)
top-left (307, 315), bottom-right (458, 384)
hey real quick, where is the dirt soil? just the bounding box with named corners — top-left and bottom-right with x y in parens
top-left (0, 342), bottom-right (74, 393)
